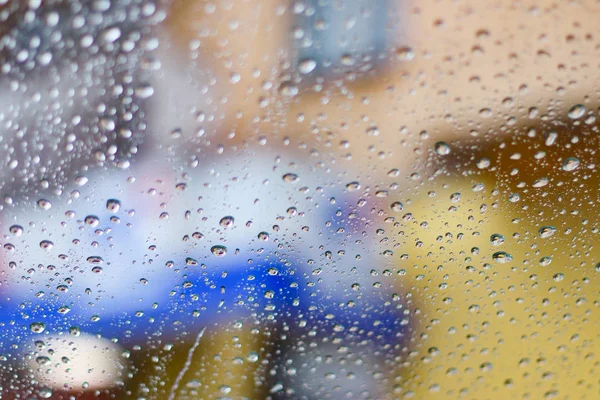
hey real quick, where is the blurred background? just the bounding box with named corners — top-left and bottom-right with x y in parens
top-left (2, 0), bottom-right (600, 399)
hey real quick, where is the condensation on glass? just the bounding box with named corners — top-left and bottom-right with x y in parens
top-left (0, 1), bottom-right (599, 399)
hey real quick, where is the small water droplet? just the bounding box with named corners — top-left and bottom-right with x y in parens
top-left (279, 81), bottom-right (299, 97)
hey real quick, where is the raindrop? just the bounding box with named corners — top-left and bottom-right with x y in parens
top-left (39, 240), bottom-right (54, 251)
top-left (476, 158), bottom-right (490, 169)
top-left (282, 173), bottom-right (299, 183)
top-left (538, 226), bottom-right (556, 239)
top-left (492, 251), bottom-right (513, 263)
top-left (57, 306), bottom-right (71, 314)
top-left (106, 199), bottom-right (121, 213)
top-left (85, 215), bottom-right (100, 227)
top-left (211, 245), bottom-right (227, 257)
top-left (567, 104), bottom-right (585, 119)
top-left (395, 46), bottom-right (415, 61)
top-left (9, 225), bottom-right (23, 236)
top-left (257, 232), bottom-right (269, 241)
top-left (434, 141), bottom-right (451, 156)
top-left (87, 256), bottom-right (104, 264)
top-left (346, 181), bottom-right (361, 191)
top-left (298, 58), bottom-right (317, 74)
top-left (30, 322), bottom-right (46, 333)
top-left (219, 216), bottom-right (235, 227)
top-left (37, 199), bottom-right (52, 210)
top-left (490, 234), bottom-right (505, 246)
top-left (390, 201), bottom-right (404, 212)
top-left (279, 81), bottom-right (299, 97)
top-left (562, 157), bottom-right (580, 172)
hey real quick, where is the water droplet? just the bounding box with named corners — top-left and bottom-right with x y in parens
top-left (186, 257), bottom-right (198, 266)
top-left (106, 199), bottom-right (121, 213)
top-left (540, 256), bottom-right (552, 266)
top-left (366, 126), bottom-right (380, 136)
top-left (346, 181), bottom-right (361, 191)
top-left (9, 225), bottom-right (23, 236)
top-left (490, 234), bottom-right (505, 246)
top-left (257, 232), bottom-right (269, 241)
top-left (562, 157), bottom-right (580, 172)
top-left (36, 356), bottom-right (51, 366)
top-left (567, 104), bottom-right (585, 119)
top-left (476, 158), bottom-right (490, 169)
top-left (538, 226), bottom-right (556, 239)
top-left (39, 240), bottom-right (54, 251)
top-left (553, 273), bottom-right (564, 282)
top-left (395, 46), bottom-right (415, 61)
top-left (87, 256), bottom-right (104, 264)
top-left (282, 173), bottom-right (299, 183)
top-left (532, 178), bottom-right (548, 188)
top-left (298, 58), bottom-right (317, 74)
top-left (390, 202), bottom-right (404, 212)
top-left (219, 216), bottom-right (235, 227)
top-left (434, 141), bottom-right (451, 156)
top-left (211, 245), bottom-right (227, 257)
top-left (37, 199), bottom-right (52, 210)
top-left (493, 251), bottom-right (513, 263)
top-left (30, 322), bottom-right (46, 333)
top-left (84, 215), bottom-right (100, 227)
top-left (279, 81), bottom-right (299, 97)
top-left (57, 305), bottom-right (71, 314)
top-left (103, 26), bottom-right (121, 43)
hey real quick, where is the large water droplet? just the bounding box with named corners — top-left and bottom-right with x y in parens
top-left (298, 58), bottom-right (317, 74)
top-left (538, 226), bottom-right (556, 239)
top-left (562, 157), bottom-right (580, 172)
top-left (567, 104), bottom-right (585, 119)
top-left (492, 251), bottom-right (513, 263)
top-left (30, 322), bottom-right (46, 333)
top-left (106, 199), bottom-right (121, 213)
top-left (211, 245), bottom-right (227, 257)
top-left (490, 234), bottom-right (505, 246)
top-left (434, 141), bottom-right (451, 156)
top-left (219, 216), bottom-right (235, 227)
top-left (282, 173), bottom-right (299, 183)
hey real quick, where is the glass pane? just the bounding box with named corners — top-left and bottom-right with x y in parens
top-left (0, 0), bottom-right (598, 399)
